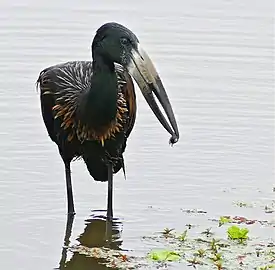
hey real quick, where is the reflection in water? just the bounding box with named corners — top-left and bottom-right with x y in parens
top-left (58, 215), bottom-right (75, 268)
top-left (57, 211), bottom-right (123, 270)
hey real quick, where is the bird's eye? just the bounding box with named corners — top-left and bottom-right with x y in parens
top-left (120, 38), bottom-right (130, 45)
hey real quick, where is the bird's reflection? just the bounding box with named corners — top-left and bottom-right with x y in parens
top-left (57, 210), bottom-right (123, 270)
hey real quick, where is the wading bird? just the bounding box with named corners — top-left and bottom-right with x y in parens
top-left (37, 22), bottom-right (179, 220)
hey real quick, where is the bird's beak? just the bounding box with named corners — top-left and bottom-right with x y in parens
top-left (127, 43), bottom-right (179, 144)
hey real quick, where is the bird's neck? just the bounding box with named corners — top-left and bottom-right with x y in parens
top-left (93, 52), bottom-right (115, 72)
top-left (78, 54), bottom-right (118, 130)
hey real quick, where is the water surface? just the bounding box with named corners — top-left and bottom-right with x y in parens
top-left (0, 0), bottom-right (274, 269)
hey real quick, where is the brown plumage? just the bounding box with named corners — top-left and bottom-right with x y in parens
top-left (38, 61), bottom-right (136, 148)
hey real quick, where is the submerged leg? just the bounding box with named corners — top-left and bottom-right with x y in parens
top-left (64, 161), bottom-right (75, 215)
top-left (58, 214), bottom-right (75, 269)
top-left (105, 219), bottom-right (113, 246)
top-left (107, 163), bottom-right (113, 221)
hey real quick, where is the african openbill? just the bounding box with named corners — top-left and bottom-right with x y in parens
top-left (37, 22), bottom-right (179, 220)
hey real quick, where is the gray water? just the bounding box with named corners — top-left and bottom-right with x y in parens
top-left (0, 0), bottom-right (274, 269)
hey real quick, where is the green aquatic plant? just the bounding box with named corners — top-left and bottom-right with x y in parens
top-left (195, 248), bottom-right (206, 257)
top-left (227, 225), bottom-right (249, 243)
top-left (186, 256), bottom-right (203, 266)
top-left (201, 227), bottom-right (214, 237)
top-left (210, 252), bottom-right (223, 262)
top-left (267, 249), bottom-right (275, 262)
top-left (178, 230), bottom-right (188, 242)
top-left (214, 260), bottom-right (224, 270)
top-left (210, 238), bottom-right (220, 254)
top-left (219, 216), bottom-right (231, 226)
top-left (258, 265), bottom-right (275, 270)
top-left (148, 250), bottom-right (181, 262)
top-left (234, 201), bottom-right (253, 208)
top-left (162, 227), bottom-right (175, 237)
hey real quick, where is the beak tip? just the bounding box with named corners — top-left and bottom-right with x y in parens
top-left (169, 133), bottom-right (179, 146)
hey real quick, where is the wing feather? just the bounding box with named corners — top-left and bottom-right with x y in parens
top-left (114, 64), bottom-right (137, 139)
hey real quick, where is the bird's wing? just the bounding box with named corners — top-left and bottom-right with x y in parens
top-left (37, 61), bottom-right (93, 143)
top-left (37, 61), bottom-right (92, 97)
top-left (114, 64), bottom-right (137, 139)
top-left (124, 72), bottom-right (137, 139)
top-left (112, 64), bottom-right (137, 177)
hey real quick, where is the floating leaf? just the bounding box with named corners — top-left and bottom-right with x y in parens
top-left (219, 216), bottom-right (231, 226)
top-left (259, 264), bottom-right (275, 270)
top-left (148, 250), bottom-right (181, 262)
top-left (227, 225), bottom-right (249, 242)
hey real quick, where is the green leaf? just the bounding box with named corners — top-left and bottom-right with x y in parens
top-left (178, 230), bottom-right (188, 242)
top-left (219, 216), bottom-right (231, 226)
top-left (259, 265), bottom-right (275, 270)
top-left (227, 225), bottom-right (249, 242)
top-left (148, 250), bottom-right (181, 262)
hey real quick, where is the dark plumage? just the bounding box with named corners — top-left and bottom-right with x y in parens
top-left (37, 22), bottom-right (179, 219)
top-left (38, 61), bottom-right (135, 181)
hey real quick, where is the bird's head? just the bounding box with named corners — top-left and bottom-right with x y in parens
top-left (92, 22), bottom-right (179, 144)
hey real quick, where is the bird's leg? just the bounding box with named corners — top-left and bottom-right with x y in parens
top-left (64, 161), bottom-right (75, 215)
top-left (107, 162), bottom-right (113, 221)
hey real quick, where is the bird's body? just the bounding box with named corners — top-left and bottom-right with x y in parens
top-left (37, 61), bottom-right (136, 181)
top-left (37, 22), bottom-right (179, 219)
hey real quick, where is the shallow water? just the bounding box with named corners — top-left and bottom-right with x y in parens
top-left (0, 0), bottom-right (274, 269)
